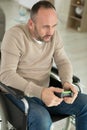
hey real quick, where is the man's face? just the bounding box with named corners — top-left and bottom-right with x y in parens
top-left (29, 7), bottom-right (58, 42)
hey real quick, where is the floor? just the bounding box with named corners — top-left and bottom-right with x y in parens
top-left (0, 0), bottom-right (87, 130)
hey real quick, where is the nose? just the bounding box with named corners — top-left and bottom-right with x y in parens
top-left (47, 27), bottom-right (54, 35)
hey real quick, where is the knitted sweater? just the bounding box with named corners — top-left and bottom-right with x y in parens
top-left (0, 24), bottom-right (73, 98)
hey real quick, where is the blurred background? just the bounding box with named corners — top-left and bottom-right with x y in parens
top-left (0, 0), bottom-right (87, 129)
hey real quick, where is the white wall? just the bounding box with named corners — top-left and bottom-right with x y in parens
top-left (55, 0), bottom-right (71, 24)
top-left (18, 0), bottom-right (40, 9)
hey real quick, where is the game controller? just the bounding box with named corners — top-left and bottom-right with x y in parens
top-left (54, 90), bottom-right (73, 98)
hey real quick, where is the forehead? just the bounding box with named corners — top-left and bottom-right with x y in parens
top-left (35, 7), bottom-right (58, 24)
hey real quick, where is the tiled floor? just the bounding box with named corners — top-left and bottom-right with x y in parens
top-left (0, 0), bottom-right (87, 130)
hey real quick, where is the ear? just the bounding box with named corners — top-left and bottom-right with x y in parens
top-left (28, 19), bottom-right (34, 30)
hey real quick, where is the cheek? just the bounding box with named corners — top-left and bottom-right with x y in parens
top-left (37, 28), bottom-right (46, 36)
top-left (41, 29), bottom-right (47, 35)
top-left (41, 28), bottom-right (49, 35)
top-left (35, 24), bottom-right (47, 36)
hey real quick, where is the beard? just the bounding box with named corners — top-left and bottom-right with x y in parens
top-left (34, 26), bottom-right (53, 42)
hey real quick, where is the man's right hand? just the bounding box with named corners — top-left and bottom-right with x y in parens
top-left (41, 87), bottom-right (64, 107)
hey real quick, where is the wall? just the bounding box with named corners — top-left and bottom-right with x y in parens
top-left (55, 0), bottom-right (71, 24)
top-left (46, 0), bottom-right (54, 5)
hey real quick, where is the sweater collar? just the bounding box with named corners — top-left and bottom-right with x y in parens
top-left (33, 38), bottom-right (45, 45)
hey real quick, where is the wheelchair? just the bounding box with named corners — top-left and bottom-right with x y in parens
top-left (0, 67), bottom-right (82, 130)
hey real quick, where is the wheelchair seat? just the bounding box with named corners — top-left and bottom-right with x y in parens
top-left (0, 66), bottom-right (81, 130)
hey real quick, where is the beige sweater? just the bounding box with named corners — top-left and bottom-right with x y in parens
top-left (0, 24), bottom-right (73, 98)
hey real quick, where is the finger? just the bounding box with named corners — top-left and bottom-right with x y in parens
top-left (64, 93), bottom-right (78, 104)
top-left (53, 98), bottom-right (63, 106)
top-left (63, 97), bottom-right (74, 104)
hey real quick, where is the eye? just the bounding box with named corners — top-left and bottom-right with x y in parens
top-left (43, 25), bottom-right (49, 29)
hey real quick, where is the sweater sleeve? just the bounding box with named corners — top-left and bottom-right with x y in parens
top-left (53, 32), bottom-right (73, 84)
top-left (0, 27), bottom-right (43, 99)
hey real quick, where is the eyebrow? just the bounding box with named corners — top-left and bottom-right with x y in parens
top-left (52, 23), bottom-right (58, 27)
top-left (43, 23), bottom-right (58, 28)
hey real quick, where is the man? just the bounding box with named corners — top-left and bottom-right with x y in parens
top-left (0, 1), bottom-right (87, 130)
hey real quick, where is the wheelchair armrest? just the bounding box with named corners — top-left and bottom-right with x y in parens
top-left (73, 75), bottom-right (80, 83)
top-left (51, 66), bottom-right (58, 75)
top-left (0, 82), bottom-right (24, 99)
top-left (51, 66), bottom-right (80, 84)
top-left (0, 82), bottom-right (29, 114)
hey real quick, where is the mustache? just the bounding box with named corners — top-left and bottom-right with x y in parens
top-left (44, 35), bottom-right (53, 37)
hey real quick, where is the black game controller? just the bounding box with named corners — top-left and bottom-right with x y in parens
top-left (54, 90), bottom-right (73, 98)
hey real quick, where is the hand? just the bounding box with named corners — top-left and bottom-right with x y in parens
top-left (41, 87), bottom-right (64, 107)
top-left (63, 82), bottom-right (78, 104)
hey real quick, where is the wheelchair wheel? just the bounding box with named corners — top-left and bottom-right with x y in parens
top-left (7, 122), bottom-right (16, 130)
top-left (0, 94), bottom-right (9, 130)
top-left (62, 116), bottom-right (75, 130)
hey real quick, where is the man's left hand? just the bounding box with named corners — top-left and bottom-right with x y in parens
top-left (63, 82), bottom-right (78, 104)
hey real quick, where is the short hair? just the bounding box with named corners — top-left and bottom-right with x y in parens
top-left (30, 1), bottom-right (56, 21)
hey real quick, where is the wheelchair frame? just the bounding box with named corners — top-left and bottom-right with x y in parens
top-left (0, 67), bottom-right (82, 130)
